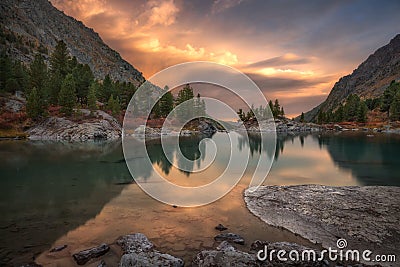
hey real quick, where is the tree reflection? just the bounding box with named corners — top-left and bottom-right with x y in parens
top-left (145, 133), bottom-right (212, 177)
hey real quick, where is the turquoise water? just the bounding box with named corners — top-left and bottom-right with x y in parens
top-left (0, 132), bottom-right (399, 265)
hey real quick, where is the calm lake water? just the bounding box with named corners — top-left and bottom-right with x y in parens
top-left (0, 132), bottom-right (399, 266)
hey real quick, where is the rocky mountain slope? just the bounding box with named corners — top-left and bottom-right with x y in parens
top-left (0, 0), bottom-right (145, 85)
top-left (304, 34), bottom-right (400, 121)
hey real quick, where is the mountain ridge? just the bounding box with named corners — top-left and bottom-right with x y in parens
top-left (304, 34), bottom-right (400, 122)
top-left (0, 0), bottom-right (145, 85)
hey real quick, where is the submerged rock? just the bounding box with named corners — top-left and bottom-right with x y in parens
top-left (117, 233), bottom-right (184, 267)
top-left (214, 233), bottom-right (245, 245)
top-left (215, 223), bottom-right (228, 231)
top-left (49, 244), bottom-right (67, 252)
top-left (245, 185), bottom-right (400, 266)
top-left (72, 243), bottom-right (110, 265)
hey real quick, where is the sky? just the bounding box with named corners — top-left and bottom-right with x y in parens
top-left (51, 0), bottom-right (400, 118)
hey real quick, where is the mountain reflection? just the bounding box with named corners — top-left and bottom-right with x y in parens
top-left (316, 133), bottom-right (400, 186)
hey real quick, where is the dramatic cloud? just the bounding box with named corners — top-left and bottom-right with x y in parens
top-left (146, 0), bottom-right (179, 27)
top-left (246, 54), bottom-right (313, 69)
top-left (50, 0), bottom-right (400, 117)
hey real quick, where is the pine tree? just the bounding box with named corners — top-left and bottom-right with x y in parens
top-left (389, 92), bottom-right (400, 121)
top-left (300, 112), bottom-right (305, 122)
top-left (87, 82), bottom-right (98, 111)
top-left (107, 94), bottom-right (121, 117)
top-left (99, 74), bottom-right (113, 102)
top-left (48, 40), bottom-right (70, 104)
top-left (11, 61), bottom-right (28, 92)
top-left (58, 74), bottom-right (76, 116)
top-left (50, 40), bottom-right (70, 77)
top-left (380, 81), bottom-right (399, 116)
top-left (237, 109), bottom-right (245, 121)
top-left (357, 102), bottom-right (368, 122)
top-left (26, 87), bottom-right (44, 119)
top-left (73, 63), bottom-right (94, 105)
top-left (317, 111), bottom-right (326, 124)
top-left (175, 84), bottom-right (194, 121)
top-left (159, 88), bottom-right (174, 117)
top-left (0, 52), bottom-right (12, 91)
top-left (273, 99), bottom-right (280, 117)
top-left (29, 54), bottom-right (47, 92)
top-left (334, 104), bottom-right (344, 122)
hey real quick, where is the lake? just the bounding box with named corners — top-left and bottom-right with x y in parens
top-left (0, 132), bottom-right (399, 266)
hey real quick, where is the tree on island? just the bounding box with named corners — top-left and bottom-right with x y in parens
top-left (158, 86), bottom-right (174, 117)
top-left (175, 84), bottom-right (195, 121)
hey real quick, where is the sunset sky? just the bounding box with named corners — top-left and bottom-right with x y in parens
top-left (51, 0), bottom-right (400, 117)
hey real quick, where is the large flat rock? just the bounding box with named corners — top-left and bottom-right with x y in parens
top-left (244, 185), bottom-right (400, 266)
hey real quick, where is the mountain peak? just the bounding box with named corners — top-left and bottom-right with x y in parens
top-left (304, 34), bottom-right (400, 121)
top-left (0, 0), bottom-right (145, 85)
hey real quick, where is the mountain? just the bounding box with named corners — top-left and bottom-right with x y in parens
top-left (0, 0), bottom-right (145, 85)
top-left (304, 34), bottom-right (400, 122)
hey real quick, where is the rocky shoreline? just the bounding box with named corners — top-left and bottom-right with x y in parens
top-left (27, 109), bottom-right (122, 141)
top-left (33, 231), bottom-right (372, 267)
top-left (245, 185), bottom-right (400, 267)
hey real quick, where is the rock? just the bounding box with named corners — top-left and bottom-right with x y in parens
top-left (72, 243), bottom-right (110, 265)
top-left (215, 224), bottom-right (228, 231)
top-left (27, 110), bottom-right (121, 141)
top-left (245, 185), bottom-right (400, 266)
top-left (214, 233), bottom-right (245, 245)
top-left (117, 233), bottom-right (154, 254)
top-left (117, 233), bottom-right (184, 267)
top-left (97, 260), bottom-right (106, 267)
top-left (193, 241), bottom-right (256, 267)
top-left (119, 251), bottom-right (184, 267)
top-left (198, 120), bottom-right (217, 134)
top-left (49, 244), bottom-right (67, 252)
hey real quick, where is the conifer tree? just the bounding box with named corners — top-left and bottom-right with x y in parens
top-left (300, 112), bottom-right (305, 122)
top-left (26, 87), bottom-right (44, 119)
top-left (389, 92), bottom-right (400, 121)
top-left (58, 74), bottom-right (76, 116)
top-left (87, 82), bottom-right (98, 111)
top-left (29, 54), bottom-right (47, 92)
top-left (0, 52), bottom-right (12, 91)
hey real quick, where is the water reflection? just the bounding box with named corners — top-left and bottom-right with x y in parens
top-left (237, 132), bottom-right (400, 186)
top-left (317, 132), bottom-right (400, 186)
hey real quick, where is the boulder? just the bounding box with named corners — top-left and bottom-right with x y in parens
top-left (215, 223), bottom-right (228, 231)
top-left (117, 233), bottom-right (184, 267)
top-left (72, 243), bottom-right (110, 265)
top-left (214, 233), bottom-right (245, 245)
top-left (193, 241), bottom-right (256, 266)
